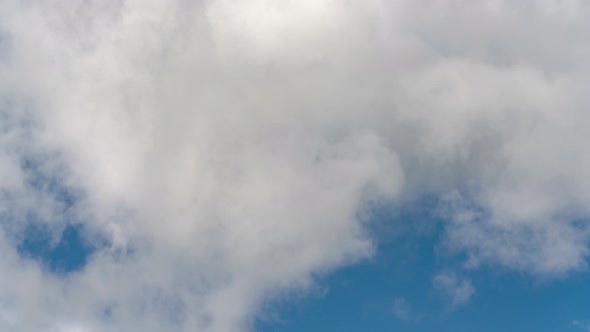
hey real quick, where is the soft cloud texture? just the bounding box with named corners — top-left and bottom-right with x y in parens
top-left (433, 272), bottom-right (475, 309)
top-left (392, 297), bottom-right (413, 321)
top-left (573, 320), bottom-right (590, 331)
top-left (0, 0), bottom-right (589, 331)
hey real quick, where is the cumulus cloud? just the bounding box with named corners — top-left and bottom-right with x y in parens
top-left (0, 0), bottom-right (589, 331)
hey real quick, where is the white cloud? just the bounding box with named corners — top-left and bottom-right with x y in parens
top-left (433, 272), bottom-right (475, 309)
top-left (0, 0), bottom-right (589, 331)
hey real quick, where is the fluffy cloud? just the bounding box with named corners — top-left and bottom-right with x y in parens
top-left (0, 0), bottom-right (589, 331)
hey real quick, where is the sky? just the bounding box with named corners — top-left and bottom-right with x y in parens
top-left (1, 0), bottom-right (590, 331)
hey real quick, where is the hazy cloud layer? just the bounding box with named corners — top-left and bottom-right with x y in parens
top-left (1, 0), bottom-right (590, 331)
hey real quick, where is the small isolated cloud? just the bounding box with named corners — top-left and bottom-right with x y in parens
top-left (433, 272), bottom-right (475, 309)
top-left (572, 320), bottom-right (590, 331)
top-left (392, 297), bottom-right (413, 321)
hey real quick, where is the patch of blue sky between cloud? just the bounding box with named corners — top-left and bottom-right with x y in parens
top-left (255, 196), bottom-right (439, 331)
top-left (4, 150), bottom-right (101, 275)
top-left (20, 155), bottom-right (80, 209)
top-left (17, 223), bottom-right (95, 274)
top-left (257, 196), bottom-right (590, 332)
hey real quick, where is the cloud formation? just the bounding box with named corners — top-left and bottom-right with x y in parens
top-left (433, 272), bottom-right (475, 309)
top-left (0, 0), bottom-right (589, 331)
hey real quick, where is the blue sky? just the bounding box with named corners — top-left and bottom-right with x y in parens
top-left (255, 201), bottom-right (590, 332)
top-left (256, 221), bottom-right (590, 332)
top-left (19, 195), bottom-right (590, 332)
top-left (258, 250), bottom-right (590, 332)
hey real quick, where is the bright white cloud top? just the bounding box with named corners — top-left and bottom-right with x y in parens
top-left (0, 0), bottom-right (589, 331)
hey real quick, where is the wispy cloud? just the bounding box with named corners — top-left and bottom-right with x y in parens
top-left (433, 272), bottom-right (475, 309)
top-left (392, 297), bottom-right (413, 321)
top-left (573, 320), bottom-right (590, 331)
